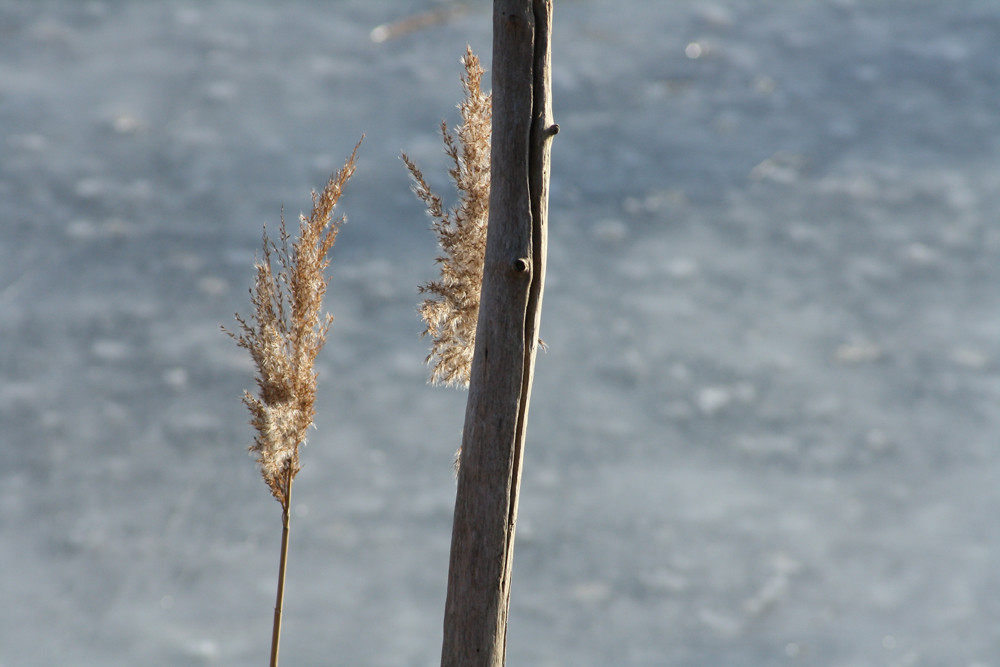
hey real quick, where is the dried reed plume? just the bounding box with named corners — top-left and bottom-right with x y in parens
top-left (224, 138), bottom-right (360, 666)
top-left (402, 47), bottom-right (491, 388)
top-left (227, 138), bottom-right (360, 505)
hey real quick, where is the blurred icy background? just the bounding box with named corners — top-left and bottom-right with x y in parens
top-left (2, 1), bottom-right (999, 665)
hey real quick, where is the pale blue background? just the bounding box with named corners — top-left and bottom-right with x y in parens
top-left (1, 1), bottom-right (998, 664)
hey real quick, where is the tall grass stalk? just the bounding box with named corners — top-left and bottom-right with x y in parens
top-left (225, 139), bottom-right (361, 666)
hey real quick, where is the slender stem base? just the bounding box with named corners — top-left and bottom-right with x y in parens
top-left (270, 472), bottom-right (293, 667)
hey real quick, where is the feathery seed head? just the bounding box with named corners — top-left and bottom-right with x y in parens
top-left (404, 47), bottom-right (491, 388)
top-left (225, 138), bottom-right (362, 507)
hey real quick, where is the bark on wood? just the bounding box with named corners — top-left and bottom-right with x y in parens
top-left (440, 1), bottom-right (555, 666)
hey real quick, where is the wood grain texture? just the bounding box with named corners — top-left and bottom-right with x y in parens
top-left (440, 1), bottom-right (555, 666)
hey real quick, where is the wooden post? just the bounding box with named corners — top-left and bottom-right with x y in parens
top-left (440, 1), bottom-right (556, 666)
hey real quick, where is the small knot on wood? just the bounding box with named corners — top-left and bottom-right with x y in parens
top-left (512, 257), bottom-right (531, 274)
top-left (546, 123), bottom-right (560, 137)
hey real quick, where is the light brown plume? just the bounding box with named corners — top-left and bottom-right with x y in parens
top-left (226, 139), bottom-right (361, 508)
top-left (403, 47), bottom-right (491, 388)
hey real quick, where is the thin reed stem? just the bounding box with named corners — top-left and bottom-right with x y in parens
top-left (270, 467), bottom-right (293, 667)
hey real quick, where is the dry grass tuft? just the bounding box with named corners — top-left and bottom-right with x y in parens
top-left (226, 138), bottom-right (361, 508)
top-left (402, 47), bottom-right (491, 388)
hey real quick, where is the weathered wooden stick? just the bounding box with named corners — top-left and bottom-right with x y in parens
top-left (440, 1), bottom-right (555, 665)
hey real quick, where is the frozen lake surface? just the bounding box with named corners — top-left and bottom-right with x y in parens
top-left (2, 1), bottom-right (999, 665)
